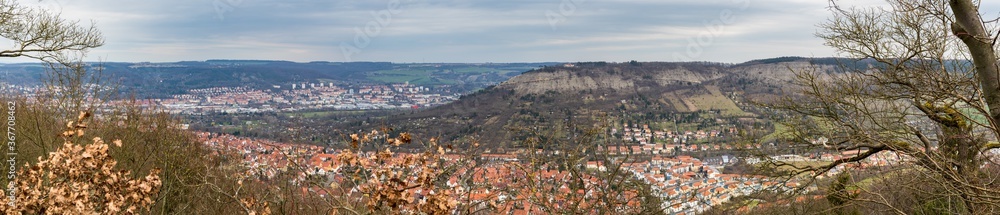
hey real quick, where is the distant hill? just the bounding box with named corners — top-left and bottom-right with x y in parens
top-left (367, 58), bottom-right (854, 148)
top-left (0, 61), bottom-right (559, 98)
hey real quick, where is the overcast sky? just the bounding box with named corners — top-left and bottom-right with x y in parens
top-left (4, 0), bottom-right (990, 63)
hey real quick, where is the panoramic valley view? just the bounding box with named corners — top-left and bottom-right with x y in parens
top-left (3, 0), bottom-right (1000, 214)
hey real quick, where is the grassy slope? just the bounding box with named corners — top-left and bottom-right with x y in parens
top-left (684, 85), bottom-right (751, 117)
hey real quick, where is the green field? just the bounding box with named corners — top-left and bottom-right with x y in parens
top-left (959, 107), bottom-right (989, 126)
top-left (368, 69), bottom-right (437, 84)
top-left (754, 160), bottom-right (832, 175)
top-left (684, 85), bottom-right (751, 116)
top-left (368, 66), bottom-right (535, 85)
top-left (282, 110), bottom-right (370, 118)
top-left (763, 123), bottom-right (791, 141)
top-left (367, 69), bottom-right (461, 85)
top-left (663, 93), bottom-right (691, 112)
top-left (451, 67), bottom-right (503, 74)
top-left (451, 66), bottom-right (535, 74)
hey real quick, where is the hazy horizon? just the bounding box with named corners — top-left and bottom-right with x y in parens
top-left (2, 0), bottom-right (994, 64)
top-left (0, 56), bottom-right (839, 65)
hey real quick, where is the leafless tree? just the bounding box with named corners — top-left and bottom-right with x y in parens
top-left (757, 0), bottom-right (1000, 214)
top-left (0, 0), bottom-right (102, 62)
top-left (0, 0), bottom-right (105, 155)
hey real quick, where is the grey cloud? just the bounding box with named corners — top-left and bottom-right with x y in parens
top-left (2, 0), bottom-right (837, 63)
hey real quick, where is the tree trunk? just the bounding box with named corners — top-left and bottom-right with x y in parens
top-left (949, 1), bottom-right (999, 213)
top-left (951, 0), bottom-right (1000, 126)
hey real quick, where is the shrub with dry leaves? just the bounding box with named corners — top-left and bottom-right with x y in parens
top-left (0, 112), bottom-right (162, 214)
top-left (331, 130), bottom-right (459, 214)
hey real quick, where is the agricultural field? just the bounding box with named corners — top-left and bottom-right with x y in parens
top-left (368, 69), bottom-right (457, 85)
top-left (282, 110), bottom-right (371, 118)
top-left (683, 85), bottom-right (751, 116)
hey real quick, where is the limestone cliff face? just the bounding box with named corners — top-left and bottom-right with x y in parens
top-left (380, 57), bottom-right (861, 145)
top-left (500, 63), bottom-right (729, 95)
top-left (728, 61), bottom-right (838, 84)
top-left (650, 67), bottom-right (727, 86)
top-left (494, 60), bottom-right (843, 97)
top-left (502, 70), bottom-right (633, 94)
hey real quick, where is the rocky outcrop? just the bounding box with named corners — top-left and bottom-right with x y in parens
top-left (375, 58), bottom-right (861, 145)
top-left (729, 61), bottom-right (837, 84)
top-left (502, 70), bottom-right (634, 94)
top-left (500, 63), bottom-right (730, 95)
